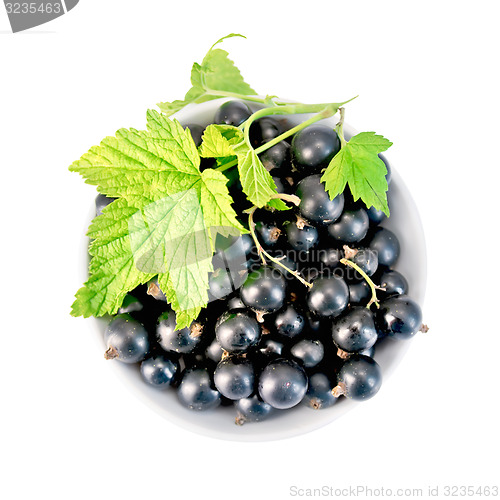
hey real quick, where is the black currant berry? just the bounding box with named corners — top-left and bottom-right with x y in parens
top-left (240, 266), bottom-right (286, 315)
top-left (156, 310), bottom-right (203, 354)
top-left (307, 276), bottom-right (349, 318)
top-left (303, 372), bottom-right (338, 410)
top-left (258, 358), bottom-right (308, 409)
top-left (327, 208), bottom-right (369, 243)
top-left (376, 295), bottom-right (423, 340)
top-left (332, 307), bottom-right (378, 354)
top-left (140, 355), bottom-right (179, 389)
top-left (292, 124), bottom-right (341, 172)
top-left (214, 100), bottom-right (251, 127)
top-left (334, 354), bottom-right (382, 401)
top-left (104, 314), bottom-right (149, 363)
top-left (215, 310), bottom-right (261, 353)
top-left (296, 174), bottom-right (344, 226)
top-left (177, 367), bottom-right (221, 411)
top-left (369, 228), bottom-right (400, 267)
top-left (235, 395), bottom-right (274, 424)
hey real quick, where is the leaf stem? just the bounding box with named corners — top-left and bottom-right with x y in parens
top-left (336, 107), bottom-right (347, 148)
top-left (215, 97), bottom-right (357, 174)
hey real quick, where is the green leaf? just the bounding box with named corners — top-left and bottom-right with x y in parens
top-left (238, 150), bottom-right (280, 208)
top-left (71, 113), bottom-right (246, 329)
top-left (158, 34), bottom-right (256, 116)
top-left (321, 132), bottom-right (392, 216)
top-left (267, 198), bottom-right (290, 211)
top-left (69, 110), bottom-right (201, 206)
top-left (199, 124), bottom-right (280, 208)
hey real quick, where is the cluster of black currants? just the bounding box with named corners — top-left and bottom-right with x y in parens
top-left (99, 100), bottom-right (425, 425)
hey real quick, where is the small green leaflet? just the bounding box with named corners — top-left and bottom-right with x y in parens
top-left (199, 124), bottom-right (288, 210)
top-left (158, 34), bottom-right (257, 116)
top-left (70, 111), bottom-right (246, 329)
top-left (321, 132), bottom-right (393, 216)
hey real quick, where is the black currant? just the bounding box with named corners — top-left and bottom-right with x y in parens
top-left (332, 307), bottom-right (378, 354)
top-left (235, 395), bottom-right (274, 424)
top-left (307, 276), bottom-right (349, 318)
top-left (303, 372), bottom-right (338, 410)
top-left (258, 358), bottom-right (308, 409)
top-left (140, 355), bottom-right (179, 388)
top-left (335, 354), bottom-right (382, 401)
top-left (369, 228), bottom-right (400, 267)
top-left (292, 124), bottom-right (340, 172)
top-left (104, 314), bottom-right (149, 363)
top-left (156, 310), bottom-right (203, 354)
top-left (376, 295), bottom-right (423, 340)
top-left (215, 310), bottom-right (261, 353)
top-left (214, 100), bottom-right (251, 127)
top-left (327, 208), bottom-right (369, 243)
top-left (296, 174), bottom-right (344, 226)
top-left (177, 367), bottom-right (221, 411)
top-left (240, 266), bottom-right (286, 315)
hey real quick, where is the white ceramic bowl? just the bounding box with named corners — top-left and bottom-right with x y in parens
top-left (87, 98), bottom-right (427, 442)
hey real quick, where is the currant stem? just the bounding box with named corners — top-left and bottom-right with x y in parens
top-left (247, 199), bottom-right (313, 289)
top-left (340, 246), bottom-right (385, 308)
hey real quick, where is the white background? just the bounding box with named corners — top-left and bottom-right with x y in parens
top-left (1, 1), bottom-right (499, 499)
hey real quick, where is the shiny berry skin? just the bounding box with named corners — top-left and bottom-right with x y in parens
top-left (214, 100), bottom-right (251, 126)
top-left (307, 276), bottom-right (349, 318)
top-left (270, 253), bottom-right (298, 277)
top-left (205, 338), bottom-right (224, 364)
top-left (274, 303), bottom-right (305, 338)
top-left (140, 355), bottom-right (179, 389)
top-left (348, 281), bottom-right (370, 306)
top-left (250, 117), bottom-right (283, 147)
top-left (296, 174), bottom-right (344, 226)
top-left (369, 228), bottom-right (400, 267)
top-left (352, 248), bottom-right (379, 277)
top-left (376, 295), bottom-right (423, 340)
top-left (259, 339), bottom-right (285, 357)
top-left (104, 314), bottom-right (149, 363)
top-left (290, 339), bottom-right (324, 368)
top-left (379, 270), bottom-right (409, 298)
top-left (227, 296), bottom-right (246, 310)
top-left (183, 123), bottom-right (204, 148)
top-left (235, 395), bottom-right (274, 423)
top-left (303, 373), bottom-right (338, 410)
top-left (214, 357), bottom-right (255, 400)
top-left (291, 124), bottom-right (341, 172)
top-left (318, 248), bottom-right (342, 269)
top-left (215, 310), bottom-right (261, 353)
top-left (366, 205), bottom-right (388, 225)
top-left (117, 294), bottom-right (143, 314)
top-left (95, 193), bottom-right (115, 216)
top-left (260, 141), bottom-right (291, 173)
top-left (332, 307), bottom-right (378, 353)
top-left (241, 266), bottom-right (286, 314)
top-left (177, 367), bottom-right (221, 411)
top-left (208, 266), bottom-right (234, 301)
top-left (336, 355), bottom-right (382, 401)
top-left (258, 358), bottom-right (308, 409)
top-left (327, 208), bottom-right (369, 243)
top-left (156, 310), bottom-right (202, 354)
top-left (285, 222), bottom-right (318, 252)
top-left (255, 219), bottom-right (282, 248)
